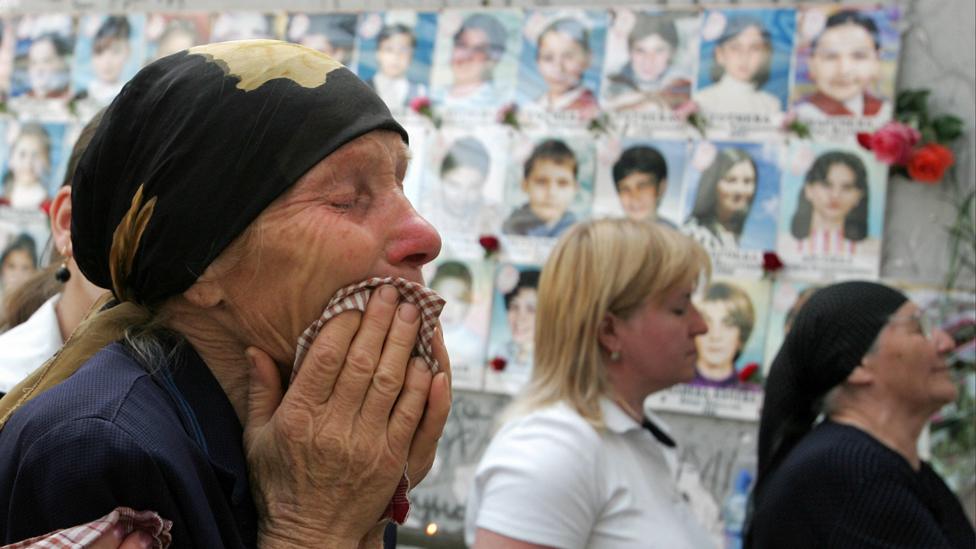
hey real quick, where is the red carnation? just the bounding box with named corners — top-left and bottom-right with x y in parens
top-left (489, 356), bottom-right (507, 372)
top-left (479, 234), bottom-right (500, 257)
top-left (762, 251), bottom-right (784, 273)
top-left (738, 362), bottom-right (760, 384)
top-left (907, 143), bottom-right (954, 183)
top-left (409, 96), bottom-right (431, 113)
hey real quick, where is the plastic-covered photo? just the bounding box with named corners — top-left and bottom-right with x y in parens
top-left (355, 11), bottom-right (436, 111)
top-left (592, 137), bottom-right (687, 227)
top-left (0, 207), bottom-right (50, 306)
top-left (484, 263), bottom-right (541, 395)
top-left (0, 18), bottom-right (16, 102)
top-left (71, 15), bottom-right (146, 109)
top-left (778, 141), bottom-right (886, 275)
top-left (501, 133), bottom-right (594, 239)
top-left (792, 6), bottom-right (900, 120)
top-left (400, 121), bottom-right (429, 212)
top-left (601, 8), bottom-right (699, 113)
top-left (763, 279), bottom-right (823, 372)
top-left (428, 10), bottom-right (522, 112)
top-left (691, 277), bottom-right (771, 390)
top-left (286, 13), bottom-right (359, 69)
top-left (0, 120), bottom-right (68, 211)
top-left (693, 8), bottom-right (795, 116)
top-left (680, 140), bottom-right (781, 252)
top-left (422, 257), bottom-right (494, 391)
top-left (515, 9), bottom-right (606, 118)
top-left (9, 15), bottom-right (75, 105)
top-left (144, 14), bottom-right (212, 63)
top-left (211, 12), bottom-right (278, 43)
top-left (417, 126), bottom-right (508, 245)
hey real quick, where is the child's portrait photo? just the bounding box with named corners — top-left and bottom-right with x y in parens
top-left (355, 11), bottom-right (436, 111)
top-left (501, 134), bottom-right (594, 239)
top-left (484, 263), bottom-right (541, 395)
top-left (592, 137), bottom-right (687, 227)
top-left (778, 142), bottom-right (886, 270)
top-left (515, 9), bottom-right (606, 118)
top-left (211, 12), bottom-right (277, 43)
top-left (681, 140), bottom-right (781, 252)
top-left (690, 277), bottom-right (770, 390)
top-left (287, 13), bottom-right (358, 68)
top-left (0, 120), bottom-right (67, 211)
top-left (601, 8), bottom-right (699, 113)
top-left (71, 14), bottom-right (146, 108)
top-left (429, 10), bottom-right (522, 111)
top-left (792, 6), bottom-right (900, 120)
top-left (144, 14), bottom-right (211, 63)
top-left (10, 15), bottom-right (75, 106)
top-left (693, 8), bottom-right (795, 116)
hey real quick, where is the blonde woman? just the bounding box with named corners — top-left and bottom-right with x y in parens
top-left (465, 219), bottom-right (717, 548)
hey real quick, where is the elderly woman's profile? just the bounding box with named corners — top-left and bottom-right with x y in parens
top-left (0, 40), bottom-right (451, 547)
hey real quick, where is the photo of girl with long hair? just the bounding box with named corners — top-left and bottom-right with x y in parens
top-left (72, 15), bottom-right (145, 108)
top-left (779, 143), bottom-right (885, 276)
top-left (484, 264), bottom-right (541, 395)
top-left (682, 142), bottom-right (780, 253)
top-left (1, 122), bottom-right (60, 210)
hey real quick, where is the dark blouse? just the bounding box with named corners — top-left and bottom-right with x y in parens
top-left (748, 420), bottom-right (975, 549)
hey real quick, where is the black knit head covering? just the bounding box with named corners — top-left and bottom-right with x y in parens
top-left (754, 281), bottom-right (907, 501)
top-left (71, 40), bottom-right (407, 305)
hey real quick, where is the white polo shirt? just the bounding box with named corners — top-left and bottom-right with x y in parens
top-left (0, 295), bottom-right (63, 393)
top-left (465, 398), bottom-right (717, 549)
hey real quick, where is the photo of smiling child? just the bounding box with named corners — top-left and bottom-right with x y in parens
top-left (501, 135), bottom-right (594, 239)
top-left (778, 142), bottom-right (886, 277)
top-left (516, 10), bottom-right (605, 118)
top-left (356, 11), bottom-right (436, 111)
top-left (601, 9), bottom-right (698, 113)
top-left (681, 140), bottom-right (781, 254)
top-left (1, 121), bottom-right (67, 211)
top-left (694, 8), bottom-right (795, 117)
top-left (792, 6), bottom-right (900, 120)
top-left (72, 15), bottom-right (145, 110)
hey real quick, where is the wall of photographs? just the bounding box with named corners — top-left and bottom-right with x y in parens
top-left (0, 5), bottom-right (906, 419)
top-left (1, 0), bottom-right (974, 538)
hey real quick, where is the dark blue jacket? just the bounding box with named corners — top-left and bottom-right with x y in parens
top-left (0, 342), bottom-right (258, 547)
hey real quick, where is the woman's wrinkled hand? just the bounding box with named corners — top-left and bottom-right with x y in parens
top-left (243, 284), bottom-right (451, 548)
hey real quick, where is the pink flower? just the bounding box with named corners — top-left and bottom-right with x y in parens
top-left (673, 100), bottom-right (699, 121)
top-left (861, 122), bottom-right (921, 166)
top-left (409, 96), bottom-right (431, 114)
top-left (907, 143), bottom-right (954, 183)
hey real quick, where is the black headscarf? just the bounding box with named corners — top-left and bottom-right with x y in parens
top-left (0, 40), bottom-right (408, 429)
top-left (72, 40), bottom-right (407, 304)
top-left (753, 281), bottom-right (908, 505)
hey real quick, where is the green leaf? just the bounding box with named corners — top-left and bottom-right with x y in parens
top-left (933, 115), bottom-right (964, 142)
top-left (896, 89), bottom-right (930, 115)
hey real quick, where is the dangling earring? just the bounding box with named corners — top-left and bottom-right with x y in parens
top-left (55, 249), bottom-right (71, 283)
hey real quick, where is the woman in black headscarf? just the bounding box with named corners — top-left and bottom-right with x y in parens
top-left (0, 40), bottom-right (451, 547)
top-left (747, 281), bottom-right (974, 548)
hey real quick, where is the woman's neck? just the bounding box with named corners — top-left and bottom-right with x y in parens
top-left (830, 404), bottom-right (929, 470)
top-left (810, 212), bottom-right (845, 235)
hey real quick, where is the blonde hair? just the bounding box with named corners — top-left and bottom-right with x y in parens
top-left (502, 218), bottom-right (710, 428)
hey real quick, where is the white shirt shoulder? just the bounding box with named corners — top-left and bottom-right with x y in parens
top-left (0, 295), bottom-right (63, 393)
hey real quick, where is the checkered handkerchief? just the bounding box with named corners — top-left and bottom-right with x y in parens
top-left (293, 277), bottom-right (446, 378)
top-left (2, 507), bottom-right (172, 549)
top-left (291, 277), bottom-right (445, 525)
